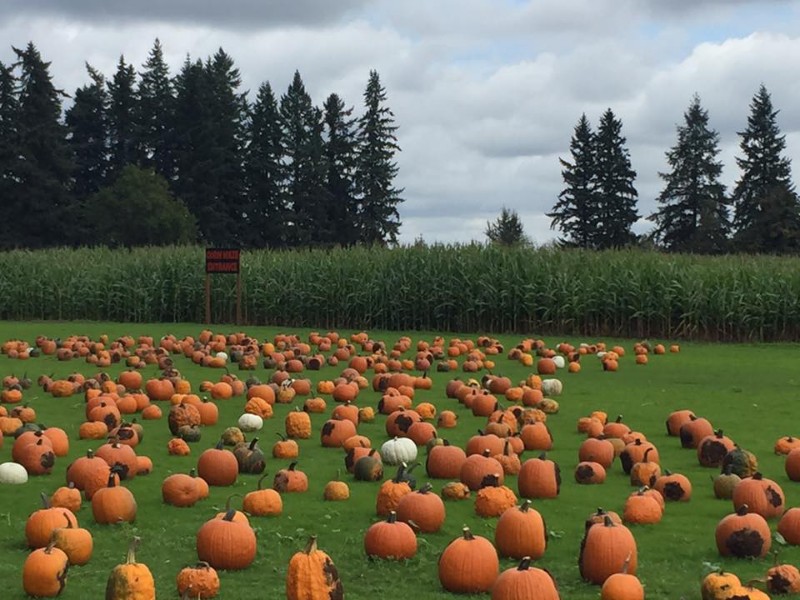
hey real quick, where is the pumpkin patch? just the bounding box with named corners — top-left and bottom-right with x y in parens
top-left (0, 324), bottom-right (796, 599)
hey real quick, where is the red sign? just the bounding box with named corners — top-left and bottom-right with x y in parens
top-left (205, 248), bottom-right (240, 274)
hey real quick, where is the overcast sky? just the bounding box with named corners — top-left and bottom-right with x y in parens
top-left (1, 0), bottom-right (798, 245)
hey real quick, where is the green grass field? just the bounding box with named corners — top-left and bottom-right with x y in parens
top-left (0, 320), bottom-right (798, 599)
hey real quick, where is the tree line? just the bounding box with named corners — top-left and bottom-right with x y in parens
top-left (548, 86), bottom-right (799, 254)
top-left (0, 41), bottom-right (403, 249)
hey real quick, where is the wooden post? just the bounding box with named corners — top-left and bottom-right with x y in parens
top-left (205, 274), bottom-right (211, 324)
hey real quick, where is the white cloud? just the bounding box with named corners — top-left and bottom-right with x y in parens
top-left (0, 1), bottom-right (798, 246)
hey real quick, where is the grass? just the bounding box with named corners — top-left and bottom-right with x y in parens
top-left (0, 320), bottom-right (799, 599)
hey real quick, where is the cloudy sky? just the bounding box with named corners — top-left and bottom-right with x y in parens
top-left (1, 0), bottom-right (799, 245)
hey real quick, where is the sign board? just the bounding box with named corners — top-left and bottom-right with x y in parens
top-left (205, 248), bottom-right (241, 274)
top-left (205, 248), bottom-right (243, 324)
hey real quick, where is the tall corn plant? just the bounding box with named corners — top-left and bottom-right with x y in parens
top-left (2, 245), bottom-right (800, 341)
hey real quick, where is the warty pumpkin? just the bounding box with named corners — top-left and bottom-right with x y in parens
top-left (105, 537), bottom-right (155, 599)
top-left (176, 561), bottom-right (220, 599)
top-left (286, 536), bottom-right (344, 600)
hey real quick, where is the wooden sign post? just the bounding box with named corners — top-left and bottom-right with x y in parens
top-left (205, 248), bottom-right (242, 324)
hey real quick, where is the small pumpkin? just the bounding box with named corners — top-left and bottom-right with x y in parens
top-left (105, 537), bottom-right (155, 600)
top-left (243, 474), bottom-right (283, 516)
top-left (323, 471), bottom-right (350, 501)
top-left (363, 511), bottom-right (417, 560)
top-left (273, 462), bottom-right (309, 493)
top-left (52, 518), bottom-right (94, 566)
top-left (176, 561), bottom-right (220, 599)
top-left (286, 536), bottom-right (343, 600)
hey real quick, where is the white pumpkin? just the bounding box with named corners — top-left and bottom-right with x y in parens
top-left (215, 351), bottom-right (229, 361)
top-left (541, 378), bottom-right (563, 397)
top-left (552, 355), bottom-right (566, 369)
top-left (0, 461), bottom-right (28, 484)
top-left (381, 437), bottom-right (417, 466)
top-left (237, 413), bottom-right (263, 433)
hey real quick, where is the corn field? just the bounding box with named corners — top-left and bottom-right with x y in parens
top-left (1, 245), bottom-right (799, 341)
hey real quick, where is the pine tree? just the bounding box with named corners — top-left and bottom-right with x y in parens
top-left (107, 55), bottom-right (137, 177)
top-left (244, 81), bottom-right (288, 247)
top-left (280, 70), bottom-right (329, 247)
top-left (354, 70), bottom-right (403, 245)
top-left (65, 63), bottom-right (109, 199)
top-left (593, 108), bottom-right (639, 249)
top-left (137, 39), bottom-right (175, 181)
top-left (322, 92), bottom-right (358, 246)
top-left (12, 43), bottom-right (74, 247)
top-left (548, 114), bottom-right (597, 248)
top-left (486, 207), bottom-right (529, 247)
top-left (0, 61), bottom-right (19, 248)
top-left (732, 84), bottom-right (798, 253)
top-left (649, 95), bottom-right (730, 253)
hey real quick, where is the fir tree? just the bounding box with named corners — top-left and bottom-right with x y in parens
top-left (0, 61), bottom-right (19, 248)
top-left (649, 95), bottom-right (730, 253)
top-left (280, 70), bottom-right (329, 247)
top-left (354, 70), bottom-right (403, 245)
top-left (107, 55), bottom-right (137, 176)
top-left (548, 114), bottom-right (597, 248)
top-left (137, 39), bottom-right (175, 181)
top-left (244, 81), bottom-right (288, 247)
top-left (732, 84), bottom-right (798, 252)
top-left (12, 42), bottom-right (74, 247)
top-left (65, 63), bottom-right (109, 199)
top-left (593, 108), bottom-right (639, 249)
top-left (486, 207), bottom-right (530, 247)
top-left (322, 92), bottom-right (358, 246)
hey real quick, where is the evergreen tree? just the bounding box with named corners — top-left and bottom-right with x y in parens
top-left (649, 95), bottom-right (730, 253)
top-left (322, 92), bottom-right (359, 246)
top-left (354, 70), bottom-right (403, 245)
top-left (593, 108), bottom-right (639, 249)
top-left (548, 114), bottom-right (597, 248)
top-left (486, 207), bottom-right (530, 247)
top-left (0, 61), bottom-right (19, 248)
top-left (65, 63), bottom-right (109, 199)
top-left (12, 43), bottom-right (74, 247)
top-left (732, 84), bottom-right (798, 252)
top-left (107, 55), bottom-right (137, 176)
top-left (280, 70), bottom-right (329, 246)
top-left (137, 39), bottom-right (175, 181)
top-left (244, 81), bottom-right (288, 247)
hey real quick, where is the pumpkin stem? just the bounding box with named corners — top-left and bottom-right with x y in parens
top-left (736, 504), bottom-right (750, 516)
top-left (621, 552), bottom-right (632, 574)
top-left (249, 437), bottom-right (259, 450)
top-left (603, 515), bottom-right (616, 527)
top-left (126, 536), bottom-right (141, 564)
top-left (224, 494), bottom-right (243, 512)
top-left (519, 499), bottom-right (532, 512)
top-left (517, 556), bottom-right (532, 571)
top-left (40, 491), bottom-right (52, 509)
top-left (256, 473), bottom-right (269, 490)
top-left (387, 511), bottom-right (398, 524)
top-left (461, 526), bottom-right (474, 540)
top-left (481, 449), bottom-right (492, 457)
top-left (418, 482), bottom-right (434, 494)
top-left (222, 508), bottom-right (238, 522)
top-left (303, 535), bottom-right (318, 554)
top-left (276, 432), bottom-right (288, 442)
top-left (288, 461), bottom-right (298, 471)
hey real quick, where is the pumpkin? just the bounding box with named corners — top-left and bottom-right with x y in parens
top-left (94, 440), bottom-right (138, 481)
top-left (579, 516), bottom-right (638, 585)
top-left (168, 437), bottom-right (191, 456)
top-left (396, 482), bottom-right (446, 533)
top-left (233, 438), bottom-right (266, 474)
top-left (490, 557), bottom-right (560, 600)
top-left (196, 509), bottom-right (257, 570)
top-left (65, 449), bottom-right (112, 499)
top-left (220, 427), bottom-right (245, 446)
top-left (354, 453), bottom-right (384, 482)
top-left (494, 499), bottom-right (547, 560)
top-left (176, 561), bottom-right (220, 599)
top-left (285, 409), bottom-right (312, 439)
top-left (629, 447), bottom-right (661, 488)
top-left (380, 436), bottom-right (418, 466)
top-left (243, 474), bottom-right (283, 516)
top-left (22, 541), bottom-right (70, 598)
top-left (273, 462), bottom-right (309, 493)
top-left (363, 511), bottom-right (417, 560)
top-left (168, 402), bottom-right (201, 435)
top-left (320, 419), bottom-right (357, 448)
top-left (600, 555), bottom-right (643, 600)
top-left (698, 429), bottom-right (736, 468)
top-left (574, 461), bottom-right (606, 485)
top-left (91, 470), bottom-right (137, 524)
top-left (427, 441), bottom-right (467, 479)
top-left (731, 472), bottom-right (785, 519)
top-left (578, 437), bottom-right (615, 469)
top-left (50, 483), bottom-right (82, 514)
top-left (105, 537), bottom-right (155, 600)
top-left (237, 412), bottom-right (264, 433)
top-left (376, 462), bottom-right (418, 515)
top-left (323, 472), bottom-right (350, 501)
top-left (286, 536), bottom-right (343, 600)
top-left (475, 474), bottom-right (518, 517)
top-left (52, 519), bottom-right (93, 566)
top-left (162, 472), bottom-right (201, 508)
top-left (304, 397), bottom-right (328, 414)
top-left (17, 437), bottom-right (56, 476)
top-left (653, 469), bottom-right (692, 502)
top-left (701, 569), bottom-right (741, 600)
top-left (713, 465), bottom-right (742, 500)
top-left (679, 415), bottom-right (714, 449)
top-left (197, 440), bottom-right (238, 487)
top-left (438, 526), bottom-right (499, 593)
top-left (767, 563), bottom-right (800, 595)
top-left (778, 507), bottom-right (800, 544)
top-left (442, 481), bottom-right (471, 501)
top-left (0, 460), bottom-right (28, 484)
top-left (622, 488), bottom-right (663, 525)
top-left (273, 433), bottom-right (300, 459)
top-left (715, 504), bottom-right (771, 558)
top-left (518, 453), bottom-right (561, 499)
top-left (26, 492), bottom-right (79, 548)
